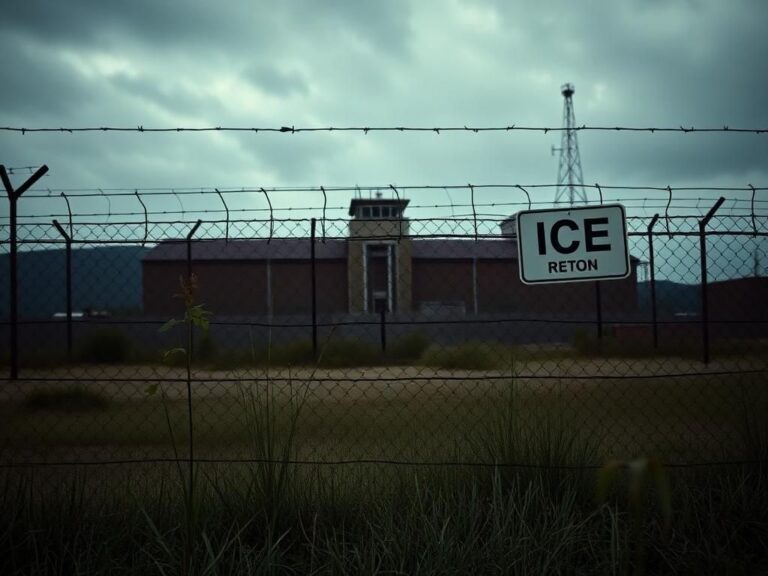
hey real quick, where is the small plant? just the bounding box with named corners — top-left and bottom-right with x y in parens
top-left (387, 332), bottom-right (431, 363)
top-left (158, 274), bottom-right (212, 363)
top-left (78, 327), bottom-right (131, 363)
top-left (148, 274), bottom-right (212, 576)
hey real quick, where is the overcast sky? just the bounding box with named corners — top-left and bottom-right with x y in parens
top-left (1, 0), bottom-right (767, 224)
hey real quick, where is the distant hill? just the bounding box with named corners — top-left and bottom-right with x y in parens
top-left (0, 246), bottom-right (148, 319)
top-left (637, 280), bottom-right (700, 314)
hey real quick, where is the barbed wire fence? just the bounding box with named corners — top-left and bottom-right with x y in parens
top-left (1, 123), bottom-right (767, 133)
top-left (0, 125), bottom-right (767, 485)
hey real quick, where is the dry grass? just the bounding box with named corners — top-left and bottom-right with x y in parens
top-left (1, 356), bottom-right (765, 468)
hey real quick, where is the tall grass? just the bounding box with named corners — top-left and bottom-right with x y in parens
top-left (4, 347), bottom-right (768, 573)
top-left (421, 341), bottom-right (500, 370)
top-left (239, 374), bottom-right (307, 526)
top-left (3, 462), bottom-right (768, 575)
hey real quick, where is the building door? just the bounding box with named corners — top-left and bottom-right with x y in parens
top-left (366, 244), bottom-right (395, 313)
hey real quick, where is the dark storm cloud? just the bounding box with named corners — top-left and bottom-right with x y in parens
top-left (480, 0), bottom-right (768, 183)
top-left (0, 0), bottom-right (412, 58)
top-left (0, 0), bottom-right (266, 50)
top-left (0, 0), bottom-right (766, 215)
top-left (0, 34), bottom-right (94, 117)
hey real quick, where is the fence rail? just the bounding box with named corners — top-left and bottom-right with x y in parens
top-left (2, 177), bottom-right (767, 477)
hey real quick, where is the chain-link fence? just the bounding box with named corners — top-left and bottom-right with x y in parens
top-left (1, 195), bottom-right (767, 478)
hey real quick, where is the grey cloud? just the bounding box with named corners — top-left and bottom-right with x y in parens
top-left (1, 0), bottom-right (766, 208)
top-left (107, 73), bottom-right (218, 115)
top-left (287, 0), bottom-right (413, 57)
top-left (0, 34), bottom-right (94, 117)
top-left (0, 1), bottom-right (267, 51)
top-left (242, 64), bottom-right (309, 97)
top-left (0, 1), bottom-right (413, 60)
top-left (479, 0), bottom-right (768, 184)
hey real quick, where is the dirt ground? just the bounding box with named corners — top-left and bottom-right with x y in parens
top-left (1, 356), bottom-right (765, 469)
top-left (1, 355), bottom-right (765, 402)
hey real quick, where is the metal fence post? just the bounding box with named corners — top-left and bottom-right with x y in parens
top-left (699, 197), bottom-right (725, 364)
top-left (311, 218), bottom-right (318, 359)
top-left (380, 307), bottom-right (387, 353)
top-left (1, 164), bottom-right (49, 379)
top-left (52, 220), bottom-right (73, 361)
top-left (647, 214), bottom-right (660, 349)
top-left (186, 220), bottom-right (202, 364)
top-left (182, 219), bottom-right (202, 524)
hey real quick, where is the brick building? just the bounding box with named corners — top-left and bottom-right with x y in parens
top-left (143, 197), bottom-right (639, 317)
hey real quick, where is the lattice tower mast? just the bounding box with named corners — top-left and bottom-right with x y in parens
top-left (554, 83), bottom-right (588, 205)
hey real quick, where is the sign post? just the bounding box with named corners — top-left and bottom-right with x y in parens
top-left (516, 204), bottom-right (629, 284)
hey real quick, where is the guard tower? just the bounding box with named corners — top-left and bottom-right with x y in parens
top-left (554, 83), bottom-right (588, 205)
top-left (348, 194), bottom-right (412, 314)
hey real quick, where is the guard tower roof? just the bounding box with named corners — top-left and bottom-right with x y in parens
top-left (348, 197), bottom-right (410, 217)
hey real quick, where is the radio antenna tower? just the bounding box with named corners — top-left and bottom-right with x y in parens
top-left (554, 83), bottom-right (588, 205)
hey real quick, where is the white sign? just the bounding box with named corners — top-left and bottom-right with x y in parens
top-left (516, 204), bottom-right (630, 284)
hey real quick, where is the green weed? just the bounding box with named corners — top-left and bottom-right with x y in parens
top-left (386, 332), bottom-right (431, 363)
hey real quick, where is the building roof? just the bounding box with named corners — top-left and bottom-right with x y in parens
top-left (348, 197), bottom-right (409, 216)
top-left (143, 238), bottom-right (521, 262)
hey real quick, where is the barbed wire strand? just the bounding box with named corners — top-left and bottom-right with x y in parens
top-left (4, 201), bottom-right (768, 225)
top-left (18, 182), bottom-right (768, 199)
top-left (2, 124), bottom-right (767, 134)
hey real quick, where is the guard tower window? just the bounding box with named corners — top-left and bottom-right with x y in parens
top-left (381, 206), bottom-right (390, 218)
top-left (372, 206), bottom-right (380, 218)
top-left (362, 207), bottom-right (371, 219)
